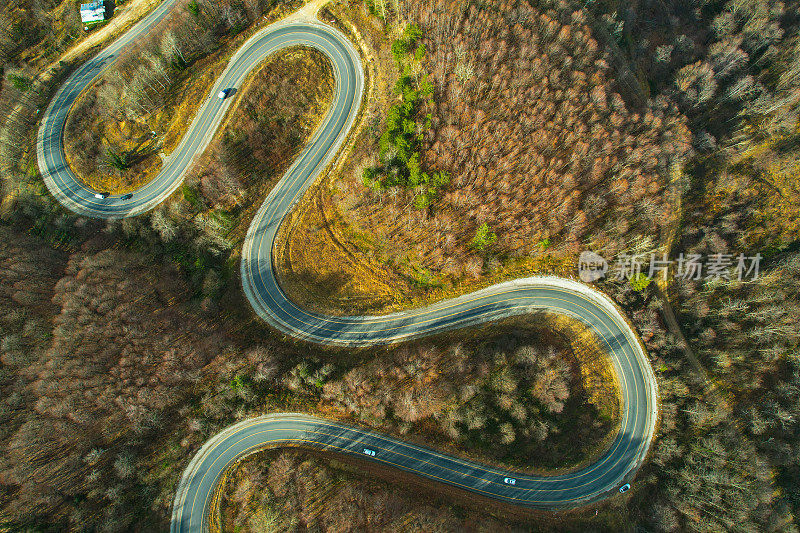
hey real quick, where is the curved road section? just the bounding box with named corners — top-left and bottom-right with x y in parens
top-left (36, 4), bottom-right (658, 532)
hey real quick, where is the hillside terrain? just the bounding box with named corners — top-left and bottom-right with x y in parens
top-left (280, 0), bottom-right (800, 315)
top-left (0, 0), bottom-right (798, 531)
top-left (63, 0), bottom-right (302, 193)
top-left (0, 224), bottom-right (619, 531)
top-left (0, 225), bottom-right (234, 530)
top-left (1, 0), bottom-right (111, 70)
top-left (278, 0), bottom-right (692, 314)
top-left (254, 0), bottom-right (800, 529)
top-left (218, 450), bottom-right (629, 532)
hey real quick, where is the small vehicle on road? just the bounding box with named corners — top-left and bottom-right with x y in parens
top-left (218, 89), bottom-right (229, 99)
top-left (503, 477), bottom-right (516, 485)
top-left (121, 193), bottom-right (133, 200)
top-left (619, 483), bottom-right (631, 493)
top-left (363, 448), bottom-right (376, 457)
top-left (94, 192), bottom-right (110, 199)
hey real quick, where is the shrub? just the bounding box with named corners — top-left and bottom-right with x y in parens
top-left (471, 223), bottom-right (497, 251)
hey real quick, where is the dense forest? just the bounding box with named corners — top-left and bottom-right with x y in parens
top-left (323, 0), bottom-right (692, 289)
top-left (287, 0), bottom-right (800, 530)
top-left (0, 224), bottom-right (619, 530)
top-left (1, 0), bottom-right (799, 530)
top-left (594, 271), bottom-right (798, 532)
top-left (313, 325), bottom-right (618, 469)
top-left (286, 0), bottom-right (800, 310)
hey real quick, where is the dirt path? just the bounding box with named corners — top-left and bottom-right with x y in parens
top-left (655, 285), bottom-right (736, 418)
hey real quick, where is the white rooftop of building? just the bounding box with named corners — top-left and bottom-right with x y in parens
top-left (80, 1), bottom-right (106, 24)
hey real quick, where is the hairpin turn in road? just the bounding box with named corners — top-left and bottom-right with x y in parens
top-left (36, 3), bottom-right (658, 532)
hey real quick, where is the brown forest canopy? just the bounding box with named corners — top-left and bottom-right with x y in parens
top-left (343, 0), bottom-right (692, 285)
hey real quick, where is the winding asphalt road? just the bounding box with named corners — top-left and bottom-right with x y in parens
top-left (36, 3), bottom-right (658, 531)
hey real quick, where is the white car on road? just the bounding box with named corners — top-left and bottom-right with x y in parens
top-left (363, 448), bottom-right (376, 457)
top-left (503, 477), bottom-right (516, 485)
top-left (218, 89), bottom-right (229, 99)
